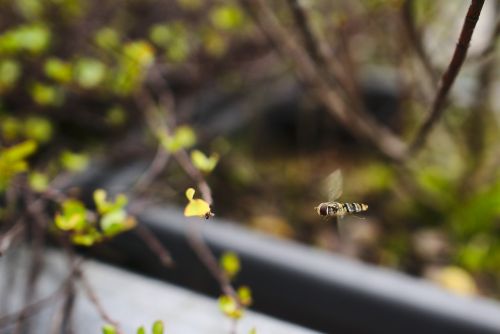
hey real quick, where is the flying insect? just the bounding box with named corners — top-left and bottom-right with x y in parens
top-left (315, 169), bottom-right (368, 218)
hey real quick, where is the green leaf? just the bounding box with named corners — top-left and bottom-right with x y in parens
top-left (191, 150), bottom-right (219, 173)
top-left (44, 58), bottom-right (72, 83)
top-left (0, 59), bottom-right (21, 90)
top-left (0, 140), bottom-right (38, 190)
top-left (72, 230), bottom-right (102, 246)
top-left (136, 326), bottom-right (146, 334)
top-left (102, 324), bottom-right (117, 334)
top-left (1, 116), bottom-right (22, 140)
top-left (1, 140), bottom-right (37, 162)
top-left (74, 58), bottom-right (106, 89)
top-left (152, 320), bottom-right (164, 334)
top-left (31, 83), bottom-right (62, 106)
top-left (95, 27), bottom-right (120, 49)
top-left (112, 40), bottom-right (155, 95)
top-left (123, 41), bottom-right (155, 68)
top-left (160, 126), bottom-right (196, 153)
top-left (60, 151), bottom-right (89, 172)
top-left (237, 285), bottom-right (252, 306)
top-left (55, 199), bottom-right (87, 231)
top-left (24, 117), bottom-right (53, 143)
top-left (93, 189), bottom-right (108, 213)
top-left (218, 295), bottom-right (242, 319)
top-left (0, 24), bottom-right (50, 54)
top-left (100, 209), bottom-right (127, 236)
top-left (29, 172), bottom-right (49, 192)
top-left (210, 5), bottom-right (245, 31)
top-left (220, 251), bottom-right (240, 279)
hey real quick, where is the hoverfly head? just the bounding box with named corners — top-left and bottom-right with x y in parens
top-left (316, 203), bottom-right (329, 216)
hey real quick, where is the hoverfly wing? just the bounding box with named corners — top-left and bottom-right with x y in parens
top-left (335, 215), bottom-right (347, 239)
top-left (324, 169), bottom-right (343, 202)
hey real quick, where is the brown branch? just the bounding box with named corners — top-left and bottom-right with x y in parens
top-left (285, 0), bottom-right (324, 66)
top-left (409, 0), bottom-right (486, 154)
top-left (132, 145), bottom-right (170, 194)
top-left (79, 271), bottom-right (124, 334)
top-left (174, 150), bottom-right (213, 205)
top-left (134, 225), bottom-right (174, 267)
top-left (0, 259), bottom-right (82, 328)
top-left (186, 221), bottom-right (236, 299)
top-left (401, 0), bottom-right (439, 86)
top-left (240, 0), bottom-right (407, 162)
top-left (14, 192), bottom-right (48, 334)
top-left (0, 222), bottom-right (25, 256)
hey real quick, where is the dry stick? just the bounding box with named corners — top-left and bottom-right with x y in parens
top-left (134, 225), bottom-right (174, 267)
top-left (132, 145), bottom-right (171, 194)
top-left (49, 280), bottom-right (76, 334)
top-left (0, 259), bottom-right (82, 328)
top-left (240, 0), bottom-right (407, 162)
top-left (0, 222), bottom-right (25, 256)
top-left (79, 271), bottom-right (124, 334)
top-left (174, 150), bottom-right (213, 205)
top-left (285, 0), bottom-right (359, 101)
top-left (286, 0), bottom-right (324, 66)
top-left (409, 0), bottom-right (486, 154)
top-left (401, 0), bottom-right (439, 87)
top-left (14, 196), bottom-right (47, 334)
top-left (187, 221), bottom-right (236, 299)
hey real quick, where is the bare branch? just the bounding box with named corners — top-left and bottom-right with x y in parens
top-left (0, 259), bottom-right (82, 328)
top-left (285, 0), bottom-right (325, 67)
top-left (409, 0), bottom-right (486, 154)
top-left (186, 221), bottom-right (236, 299)
top-left (132, 145), bottom-right (171, 194)
top-left (79, 271), bottom-right (124, 334)
top-left (240, 0), bottom-right (408, 162)
top-left (0, 222), bottom-right (25, 257)
top-left (401, 0), bottom-right (439, 86)
top-left (134, 225), bottom-right (174, 267)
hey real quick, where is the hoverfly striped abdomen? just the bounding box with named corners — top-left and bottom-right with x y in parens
top-left (342, 202), bottom-right (368, 214)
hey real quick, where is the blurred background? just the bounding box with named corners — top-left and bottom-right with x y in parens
top-left (0, 0), bottom-right (499, 332)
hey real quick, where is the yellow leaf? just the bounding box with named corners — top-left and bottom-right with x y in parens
top-left (191, 150), bottom-right (219, 173)
top-left (237, 285), bottom-right (252, 306)
top-left (427, 266), bottom-right (478, 296)
top-left (184, 199), bottom-right (211, 217)
top-left (184, 187), bottom-right (213, 218)
top-left (218, 295), bottom-right (243, 319)
top-left (185, 187), bottom-right (195, 201)
top-left (220, 251), bottom-right (240, 279)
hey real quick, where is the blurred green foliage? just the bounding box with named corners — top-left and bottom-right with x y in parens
top-left (0, 140), bottom-right (37, 190)
top-left (55, 189), bottom-right (135, 246)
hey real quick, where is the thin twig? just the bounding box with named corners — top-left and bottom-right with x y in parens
top-left (0, 222), bottom-right (25, 257)
top-left (187, 221), bottom-right (236, 298)
top-left (285, 0), bottom-right (359, 100)
top-left (285, 0), bottom-right (324, 66)
top-left (0, 259), bottom-right (82, 328)
top-left (409, 0), bottom-right (486, 154)
top-left (14, 193), bottom-right (47, 334)
top-left (174, 150), bottom-right (213, 205)
top-left (79, 271), bottom-right (124, 334)
top-left (401, 0), bottom-right (439, 86)
top-left (240, 0), bottom-right (407, 162)
top-left (134, 225), bottom-right (174, 267)
top-left (132, 145), bottom-right (171, 194)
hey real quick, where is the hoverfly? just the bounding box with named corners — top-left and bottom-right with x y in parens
top-left (315, 169), bottom-right (368, 219)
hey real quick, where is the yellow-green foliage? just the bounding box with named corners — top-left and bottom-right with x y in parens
top-left (0, 140), bottom-right (37, 191)
top-left (55, 190), bottom-right (136, 246)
